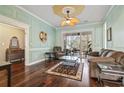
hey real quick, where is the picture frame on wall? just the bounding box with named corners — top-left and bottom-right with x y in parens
top-left (107, 27), bottom-right (112, 41)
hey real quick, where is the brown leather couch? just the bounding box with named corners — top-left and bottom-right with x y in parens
top-left (88, 49), bottom-right (124, 80)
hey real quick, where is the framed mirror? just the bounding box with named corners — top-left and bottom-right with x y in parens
top-left (9, 36), bottom-right (19, 49)
top-left (107, 27), bottom-right (112, 41)
top-left (39, 31), bottom-right (47, 42)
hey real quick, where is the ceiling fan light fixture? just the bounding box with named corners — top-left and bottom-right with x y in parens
top-left (61, 17), bottom-right (79, 27)
top-left (53, 5), bottom-right (84, 27)
top-left (61, 11), bottom-right (80, 26)
top-left (66, 20), bottom-right (71, 24)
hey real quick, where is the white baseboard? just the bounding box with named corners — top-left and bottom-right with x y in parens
top-left (26, 58), bottom-right (47, 66)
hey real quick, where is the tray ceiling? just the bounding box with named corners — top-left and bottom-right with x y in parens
top-left (20, 5), bottom-right (111, 27)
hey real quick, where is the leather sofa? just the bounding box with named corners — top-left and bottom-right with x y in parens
top-left (88, 49), bottom-right (124, 80)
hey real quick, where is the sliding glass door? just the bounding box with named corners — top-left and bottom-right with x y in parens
top-left (80, 32), bottom-right (92, 54)
top-left (64, 33), bottom-right (80, 50)
top-left (63, 32), bottom-right (92, 56)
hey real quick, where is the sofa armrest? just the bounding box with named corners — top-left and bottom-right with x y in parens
top-left (88, 57), bottom-right (115, 63)
top-left (88, 51), bottom-right (99, 57)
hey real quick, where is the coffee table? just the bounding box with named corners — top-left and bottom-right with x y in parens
top-left (97, 62), bottom-right (124, 86)
top-left (59, 56), bottom-right (79, 67)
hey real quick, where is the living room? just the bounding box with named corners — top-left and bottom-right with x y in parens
top-left (0, 1), bottom-right (124, 91)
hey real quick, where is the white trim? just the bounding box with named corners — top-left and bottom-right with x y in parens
top-left (61, 28), bottom-right (94, 50)
top-left (16, 5), bottom-right (56, 29)
top-left (0, 14), bottom-right (30, 66)
top-left (104, 22), bottom-right (107, 49)
top-left (29, 48), bottom-right (50, 51)
top-left (26, 58), bottom-right (46, 66)
top-left (103, 5), bottom-right (115, 21)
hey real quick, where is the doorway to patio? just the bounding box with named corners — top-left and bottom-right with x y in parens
top-left (63, 31), bottom-right (92, 57)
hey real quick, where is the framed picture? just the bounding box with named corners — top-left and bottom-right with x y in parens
top-left (107, 27), bottom-right (112, 41)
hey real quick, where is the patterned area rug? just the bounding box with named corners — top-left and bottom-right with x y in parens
top-left (46, 62), bottom-right (83, 81)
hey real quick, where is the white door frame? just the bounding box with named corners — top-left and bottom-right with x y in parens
top-left (61, 29), bottom-right (93, 50)
top-left (0, 14), bottom-right (30, 66)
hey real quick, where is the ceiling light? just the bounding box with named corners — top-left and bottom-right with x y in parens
top-left (60, 10), bottom-right (80, 26)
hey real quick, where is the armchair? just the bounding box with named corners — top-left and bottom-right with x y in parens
top-left (53, 46), bottom-right (65, 59)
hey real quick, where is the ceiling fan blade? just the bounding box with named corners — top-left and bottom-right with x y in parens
top-left (69, 21), bottom-right (75, 26)
top-left (61, 20), bottom-right (66, 26)
top-left (70, 18), bottom-right (80, 23)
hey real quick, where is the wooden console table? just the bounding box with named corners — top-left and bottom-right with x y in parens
top-left (0, 62), bottom-right (11, 87)
top-left (6, 48), bottom-right (25, 62)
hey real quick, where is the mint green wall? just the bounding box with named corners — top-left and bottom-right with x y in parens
top-left (104, 6), bottom-right (124, 51)
top-left (0, 5), bottom-right (56, 63)
top-left (56, 23), bottom-right (103, 51)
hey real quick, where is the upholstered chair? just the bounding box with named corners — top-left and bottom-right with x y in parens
top-left (53, 46), bottom-right (65, 59)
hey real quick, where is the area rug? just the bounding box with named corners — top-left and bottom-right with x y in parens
top-left (46, 62), bottom-right (83, 81)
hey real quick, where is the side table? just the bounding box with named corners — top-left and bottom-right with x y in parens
top-left (45, 52), bottom-right (55, 62)
top-left (0, 62), bottom-right (11, 87)
top-left (97, 62), bottom-right (124, 86)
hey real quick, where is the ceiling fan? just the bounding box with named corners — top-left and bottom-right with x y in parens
top-left (52, 5), bottom-right (84, 27)
top-left (61, 10), bottom-right (80, 26)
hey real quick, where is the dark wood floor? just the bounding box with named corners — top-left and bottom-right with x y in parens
top-left (0, 59), bottom-right (120, 87)
top-left (11, 59), bottom-right (94, 87)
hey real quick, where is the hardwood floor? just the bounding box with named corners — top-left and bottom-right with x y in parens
top-left (1, 59), bottom-right (120, 87)
top-left (11, 59), bottom-right (91, 87)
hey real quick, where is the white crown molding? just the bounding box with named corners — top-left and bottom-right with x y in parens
top-left (15, 5), bottom-right (56, 29)
top-left (103, 5), bottom-right (115, 21)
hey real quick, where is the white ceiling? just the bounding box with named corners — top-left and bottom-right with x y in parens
top-left (20, 5), bottom-right (111, 27)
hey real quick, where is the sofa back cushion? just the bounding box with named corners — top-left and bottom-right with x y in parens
top-left (105, 51), bottom-right (115, 57)
top-left (100, 49), bottom-right (112, 57)
top-left (110, 52), bottom-right (124, 63)
top-left (99, 48), bottom-right (105, 56)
